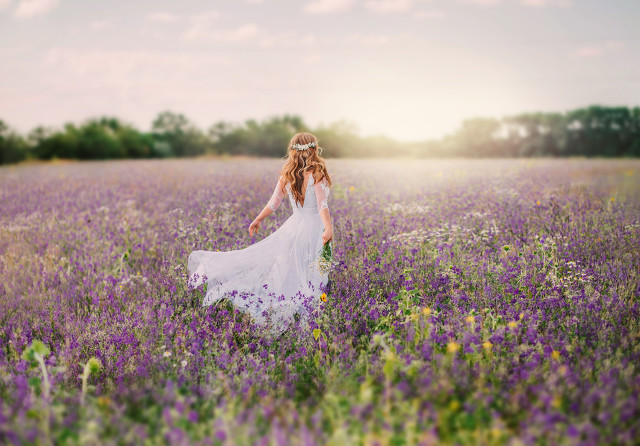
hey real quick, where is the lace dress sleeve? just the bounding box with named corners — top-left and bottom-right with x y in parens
top-left (267, 176), bottom-right (285, 211)
top-left (313, 176), bottom-right (330, 211)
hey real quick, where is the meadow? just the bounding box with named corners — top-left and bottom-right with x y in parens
top-left (1, 157), bottom-right (639, 445)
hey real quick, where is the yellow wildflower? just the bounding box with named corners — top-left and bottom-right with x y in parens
top-left (422, 307), bottom-right (431, 316)
top-left (551, 395), bottom-right (562, 409)
top-left (320, 293), bottom-right (327, 302)
top-left (536, 200), bottom-right (540, 205)
top-left (349, 186), bottom-right (355, 192)
top-left (611, 197), bottom-right (615, 202)
top-left (551, 350), bottom-right (561, 361)
top-left (519, 312), bottom-right (524, 320)
top-left (465, 315), bottom-right (475, 324)
top-left (508, 321), bottom-right (518, 329)
top-left (482, 341), bottom-right (493, 351)
top-left (447, 342), bottom-right (460, 353)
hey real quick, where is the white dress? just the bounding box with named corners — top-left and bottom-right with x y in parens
top-left (187, 174), bottom-right (331, 334)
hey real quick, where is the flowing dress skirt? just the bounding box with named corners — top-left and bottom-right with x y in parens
top-left (187, 208), bottom-right (327, 334)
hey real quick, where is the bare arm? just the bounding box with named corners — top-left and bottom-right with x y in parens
top-left (249, 205), bottom-right (274, 236)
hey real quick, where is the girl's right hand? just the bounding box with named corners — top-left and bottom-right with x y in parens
top-left (249, 219), bottom-right (260, 236)
top-left (322, 227), bottom-right (333, 245)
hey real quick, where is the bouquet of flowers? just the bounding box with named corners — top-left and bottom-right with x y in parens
top-left (317, 241), bottom-right (336, 274)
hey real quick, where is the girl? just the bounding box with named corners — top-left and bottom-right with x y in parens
top-left (187, 132), bottom-right (333, 334)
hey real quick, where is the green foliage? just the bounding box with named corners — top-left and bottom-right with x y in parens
top-left (211, 114), bottom-right (307, 156)
top-left (152, 110), bottom-right (210, 157)
top-left (21, 339), bottom-right (51, 364)
top-left (2, 104), bottom-right (640, 165)
top-left (0, 119), bottom-right (29, 164)
top-left (84, 357), bottom-right (102, 376)
top-left (32, 118), bottom-right (156, 160)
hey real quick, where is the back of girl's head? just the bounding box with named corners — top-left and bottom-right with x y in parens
top-left (289, 132), bottom-right (318, 149)
top-left (281, 132), bottom-right (332, 205)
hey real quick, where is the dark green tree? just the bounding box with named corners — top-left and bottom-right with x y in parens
top-left (152, 111), bottom-right (209, 157)
top-left (0, 120), bottom-right (28, 164)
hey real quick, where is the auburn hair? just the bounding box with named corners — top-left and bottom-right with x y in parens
top-left (280, 132), bottom-right (332, 207)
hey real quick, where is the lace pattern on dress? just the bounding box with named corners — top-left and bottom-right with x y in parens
top-left (267, 176), bottom-right (285, 211)
top-left (314, 177), bottom-right (330, 211)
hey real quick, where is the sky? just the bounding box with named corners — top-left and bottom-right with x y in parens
top-left (1, 0), bottom-right (639, 141)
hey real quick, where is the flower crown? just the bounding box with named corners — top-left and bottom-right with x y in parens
top-left (292, 142), bottom-right (316, 151)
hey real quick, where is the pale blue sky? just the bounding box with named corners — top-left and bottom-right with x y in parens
top-left (1, 0), bottom-right (639, 140)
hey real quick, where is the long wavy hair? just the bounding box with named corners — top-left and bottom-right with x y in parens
top-left (280, 132), bottom-right (332, 207)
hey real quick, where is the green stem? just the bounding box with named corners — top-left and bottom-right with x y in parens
top-left (81, 371), bottom-right (89, 406)
top-left (36, 354), bottom-right (51, 445)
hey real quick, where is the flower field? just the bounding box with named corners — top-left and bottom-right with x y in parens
top-left (1, 158), bottom-right (639, 445)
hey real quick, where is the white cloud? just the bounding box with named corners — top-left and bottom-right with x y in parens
top-left (0, 0), bottom-right (13, 10)
top-left (460, 0), bottom-right (502, 5)
top-left (346, 32), bottom-right (391, 46)
top-left (572, 41), bottom-right (625, 58)
top-left (364, 0), bottom-right (413, 13)
top-left (212, 24), bottom-right (259, 43)
top-left (13, 0), bottom-right (58, 18)
top-left (146, 12), bottom-right (180, 23)
top-left (521, 0), bottom-right (571, 6)
top-left (43, 47), bottom-right (228, 75)
top-left (303, 54), bottom-right (323, 65)
top-left (184, 21), bottom-right (259, 43)
top-left (39, 47), bottom-right (236, 124)
top-left (304, 0), bottom-right (355, 14)
top-left (462, 0), bottom-right (571, 6)
top-left (182, 10), bottom-right (221, 40)
top-left (413, 10), bottom-right (445, 20)
top-left (182, 10), bottom-right (260, 44)
top-left (89, 19), bottom-right (109, 31)
top-left (259, 31), bottom-right (318, 48)
top-left (573, 47), bottom-right (601, 58)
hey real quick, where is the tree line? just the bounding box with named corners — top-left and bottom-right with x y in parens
top-left (2, 105), bottom-right (639, 165)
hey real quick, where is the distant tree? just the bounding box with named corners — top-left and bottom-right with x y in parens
top-left (313, 120), bottom-right (361, 158)
top-left (0, 120), bottom-right (28, 164)
top-left (445, 118), bottom-right (502, 157)
top-left (209, 121), bottom-right (242, 155)
top-left (503, 113), bottom-right (566, 157)
top-left (76, 120), bottom-right (124, 159)
top-left (210, 115), bottom-right (308, 157)
top-left (152, 111), bottom-right (209, 157)
top-left (33, 124), bottom-right (78, 159)
top-left (627, 107), bottom-right (640, 157)
top-left (4, 106), bottom-right (640, 163)
top-left (564, 106), bottom-right (635, 157)
top-left (27, 125), bottom-right (56, 148)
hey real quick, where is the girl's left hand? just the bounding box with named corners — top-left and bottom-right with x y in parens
top-left (322, 227), bottom-right (333, 245)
